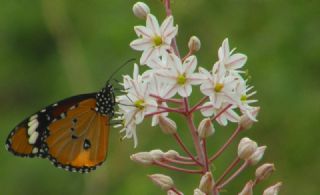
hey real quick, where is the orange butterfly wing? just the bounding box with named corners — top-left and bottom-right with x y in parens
top-left (46, 99), bottom-right (110, 173)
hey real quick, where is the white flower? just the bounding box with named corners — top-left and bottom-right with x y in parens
top-left (118, 65), bottom-right (157, 147)
top-left (218, 38), bottom-right (247, 75)
top-left (235, 80), bottom-right (258, 120)
top-left (130, 14), bottom-right (178, 64)
top-left (157, 54), bottom-right (204, 97)
top-left (148, 75), bottom-right (174, 126)
top-left (199, 63), bottom-right (239, 108)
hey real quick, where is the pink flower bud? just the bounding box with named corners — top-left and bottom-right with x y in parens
top-left (159, 116), bottom-right (177, 134)
top-left (199, 172), bottom-right (214, 194)
top-left (238, 137), bottom-right (258, 160)
top-left (148, 174), bottom-right (175, 191)
top-left (130, 152), bottom-right (153, 165)
top-left (150, 149), bottom-right (165, 161)
top-left (197, 118), bottom-right (215, 138)
top-left (255, 163), bottom-right (275, 182)
top-left (132, 2), bottom-right (150, 19)
top-left (164, 150), bottom-right (179, 159)
top-left (248, 146), bottom-right (267, 165)
top-left (239, 107), bottom-right (260, 130)
top-left (188, 36), bottom-right (201, 52)
top-left (263, 182), bottom-right (282, 195)
top-left (194, 188), bottom-right (205, 195)
top-left (238, 180), bottom-right (254, 195)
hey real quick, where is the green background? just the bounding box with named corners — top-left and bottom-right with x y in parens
top-left (0, 0), bottom-right (319, 194)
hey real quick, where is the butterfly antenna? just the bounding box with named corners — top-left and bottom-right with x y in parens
top-left (107, 58), bottom-right (136, 83)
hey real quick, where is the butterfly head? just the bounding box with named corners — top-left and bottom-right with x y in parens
top-left (95, 83), bottom-right (116, 117)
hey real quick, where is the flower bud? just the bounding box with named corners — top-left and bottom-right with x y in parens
top-left (197, 118), bottom-right (215, 138)
top-left (130, 152), bottom-right (153, 165)
top-left (199, 172), bottom-right (214, 194)
top-left (188, 36), bottom-right (201, 52)
top-left (150, 149), bottom-right (165, 161)
top-left (239, 107), bottom-right (260, 130)
top-left (164, 150), bottom-right (179, 159)
top-left (238, 137), bottom-right (258, 160)
top-left (194, 188), bottom-right (205, 195)
top-left (132, 2), bottom-right (150, 19)
top-left (248, 146), bottom-right (267, 165)
top-left (263, 182), bottom-right (282, 195)
top-left (238, 180), bottom-right (254, 195)
top-left (255, 163), bottom-right (275, 182)
top-left (148, 174), bottom-right (174, 191)
top-left (159, 116), bottom-right (177, 134)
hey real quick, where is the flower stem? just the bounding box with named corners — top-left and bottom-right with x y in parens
top-left (202, 139), bottom-right (209, 172)
top-left (163, 0), bottom-right (180, 58)
top-left (209, 126), bottom-right (242, 162)
top-left (215, 157), bottom-right (241, 186)
top-left (164, 157), bottom-right (198, 166)
top-left (190, 96), bottom-right (209, 113)
top-left (210, 104), bottom-right (232, 121)
top-left (216, 161), bottom-right (249, 190)
top-left (173, 133), bottom-right (202, 166)
top-left (170, 187), bottom-right (183, 195)
top-left (150, 94), bottom-right (183, 104)
top-left (184, 98), bottom-right (205, 167)
top-left (153, 160), bottom-right (202, 174)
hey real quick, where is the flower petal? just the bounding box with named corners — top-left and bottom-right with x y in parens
top-left (140, 47), bottom-right (157, 64)
top-left (146, 14), bottom-right (160, 35)
top-left (178, 84), bottom-right (192, 97)
top-left (226, 53), bottom-right (247, 70)
top-left (130, 38), bottom-right (153, 51)
top-left (183, 55), bottom-right (197, 74)
top-left (134, 26), bottom-right (153, 38)
top-left (218, 38), bottom-right (230, 61)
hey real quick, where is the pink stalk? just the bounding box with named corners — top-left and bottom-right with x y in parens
top-left (209, 126), bottom-right (242, 162)
top-left (189, 96), bottom-right (209, 113)
top-left (202, 139), bottom-right (210, 172)
top-left (170, 187), bottom-right (183, 195)
top-left (173, 133), bottom-right (202, 166)
top-left (150, 94), bottom-right (183, 104)
top-left (216, 161), bottom-right (249, 190)
top-left (215, 157), bottom-right (241, 186)
top-left (184, 98), bottom-right (206, 167)
top-left (153, 160), bottom-right (203, 174)
top-left (163, 0), bottom-right (180, 57)
top-left (210, 104), bottom-right (232, 121)
top-left (164, 157), bottom-right (198, 166)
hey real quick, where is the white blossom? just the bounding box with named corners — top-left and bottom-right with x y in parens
top-left (130, 14), bottom-right (178, 64)
top-left (157, 54), bottom-right (204, 97)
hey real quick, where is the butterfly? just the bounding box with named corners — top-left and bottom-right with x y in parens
top-left (5, 82), bottom-right (117, 173)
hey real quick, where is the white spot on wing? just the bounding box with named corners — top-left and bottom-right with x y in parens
top-left (28, 120), bottom-right (39, 136)
top-left (28, 131), bottom-right (39, 144)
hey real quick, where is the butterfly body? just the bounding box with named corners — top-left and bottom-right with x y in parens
top-left (5, 83), bottom-right (116, 173)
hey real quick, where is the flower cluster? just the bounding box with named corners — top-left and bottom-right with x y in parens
top-left (115, 1), bottom-right (281, 195)
top-left (117, 8), bottom-right (257, 147)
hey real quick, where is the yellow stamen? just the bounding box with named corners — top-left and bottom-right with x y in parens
top-left (177, 74), bottom-right (187, 85)
top-left (153, 36), bottom-right (163, 46)
top-left (214, 83), bottom-right (224, 92)
top-left (241, 95), bottom-right (247, 102)
top-left (134, 99), bottom-right (145, 110)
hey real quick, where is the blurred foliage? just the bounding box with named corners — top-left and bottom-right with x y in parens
top-left (0, 0), bottom-right (319, 194)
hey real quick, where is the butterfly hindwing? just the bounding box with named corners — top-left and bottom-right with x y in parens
top-left (46, 98), bottom-right (110, 173)
top-left (5, 94), bottom-right (96, 158)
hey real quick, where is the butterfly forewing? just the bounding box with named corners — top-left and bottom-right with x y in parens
top-left (5, 94), bottom-right (96, 158)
